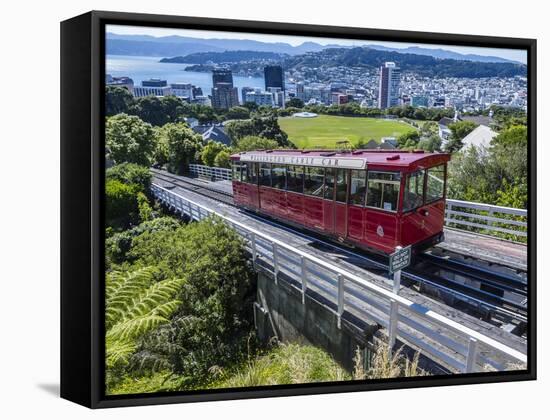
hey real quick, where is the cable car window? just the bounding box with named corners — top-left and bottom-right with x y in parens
top-left (304, 167), bottom-right (324, 197)
top-left (287, 165), bottom-right (304, 194)
top-left (324, 168), bottom-right (335, 200)
top-left (271, 164), bottom-right (286, 190)
top-left (426, 165), bottom-right (445, 203)
top-left (366, 172), bottom-right (400, 212)
top-left (403, 170), bottom-right (426, 212)
top-left (335, 169), bottom-right (348, 203)
top-left (247, 162), bottom-right (258, 184)
top-left (349, 170), bottom-right (366, 206)
top-left (259, 163), bottom-right (271, 187)
top-left (242, 162), bottom-right (250, 183)
top-left (231, 163), bottom-right (242, 182)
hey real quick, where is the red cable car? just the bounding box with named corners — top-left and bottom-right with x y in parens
top-left (230, 149), bottom-right (450, 255)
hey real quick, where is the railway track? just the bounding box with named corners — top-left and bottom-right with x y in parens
top-left (151, 170), bottom-right (528, 336)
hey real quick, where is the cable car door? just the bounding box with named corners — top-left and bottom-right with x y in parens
top-left (334, 169), bottom-right (348, 238)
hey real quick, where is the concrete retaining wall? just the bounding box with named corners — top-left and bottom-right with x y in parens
top-left (254, 270), bottom-right (379, 371)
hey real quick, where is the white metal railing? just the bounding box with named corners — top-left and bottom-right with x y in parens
top-left (187, 166), bottom-right (527, 241)
top-left (152, 183), bottom-right (527, 374)
top-left (445, 199), bottom-right (527, 239)
top-left (189, 164), bottom-right (232, 181)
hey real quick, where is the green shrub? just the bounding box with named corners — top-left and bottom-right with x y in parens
top-left (128, 217), bottom-right (257, 385)
top-left (105, 179), bottom-right (139, 230)
top-left (105, 267), bottom-right (184, 394)
top-left (106, 217), bottom-right (181, 266)
top-left (106, 163), bottom-right (152, 193)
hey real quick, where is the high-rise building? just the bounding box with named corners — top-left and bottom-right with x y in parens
top-left (296, 82), bottom-right (304, 101)
top-left (378, 62), bottom-right (401, 109)
top-left (211, 69), bottom-right (239, 109)
top-left (264, 65), bottom-right (285, 91)
top-left (211, 83), bottom-right (239, 109)
top-left (212, 68), bottom-right (234, 86)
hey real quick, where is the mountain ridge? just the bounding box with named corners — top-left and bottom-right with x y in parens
top-left (106, 32), bottom-right (521, 64)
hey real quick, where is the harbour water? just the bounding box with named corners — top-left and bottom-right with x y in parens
top-left (106, 55), bottom-right (265, 93)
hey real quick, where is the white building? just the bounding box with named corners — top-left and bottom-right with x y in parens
top-left (170, 83), bottom-right (194, 100)
top-left (461, 125), bottom-right (497, 149)
top-left (245, 89), bottom-right (274, 106)
top-left (133, 86), bottom-right (172, 98)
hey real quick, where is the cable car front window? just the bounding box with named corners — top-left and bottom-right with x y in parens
top-left (366, 171), bottom-right (400, 212)
top-left (426, 164), bottom-right (445, 203)
top-left (403, 170), bottom-right (426, 212)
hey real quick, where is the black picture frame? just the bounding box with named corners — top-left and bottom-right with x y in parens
top-left (61, 10), bottom-right (537, 409)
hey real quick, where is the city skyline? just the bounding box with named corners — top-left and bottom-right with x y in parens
top-left (107, 24), bottom-right (527, 64)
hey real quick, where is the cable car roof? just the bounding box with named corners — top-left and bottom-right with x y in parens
top-left (231, 149), bottom-right (450, 170)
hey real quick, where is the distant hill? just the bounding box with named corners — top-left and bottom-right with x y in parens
top-left (365, 44), bottom-right (522, 64)
top-left (106, 32), bottom-right (521, 64)
top-left (160, 50), bottom-right (289, 64)
top-left (283, 47), bottom-right (527, 78)
top-left (106, 32), bottom-right (332, 56)
top-left (106, 39), bottom-right (224, 57)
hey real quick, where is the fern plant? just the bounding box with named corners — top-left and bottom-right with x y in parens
top-left (105, 267), bottom-right (184, 370)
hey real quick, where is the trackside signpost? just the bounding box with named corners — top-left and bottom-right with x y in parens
top-left (388, 245), bottom-right (412, 356)
top-left (389, 245), bottom-right (412, 293)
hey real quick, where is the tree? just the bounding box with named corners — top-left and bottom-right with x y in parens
top-left (105, 179), bottom-right (140, 230)
top-left (105, 217), bottom-right (181, 265)
top-left (106, 86), bottom-right (134, 116)
top-left (226, 114), bottom-right (292, 148)
top-left (444, 120), bottom-right (478, 153)
top-left (106, 163), bottom-right (152, 193)
top-left (417, 135), bottom-right (442, 152)
top-left (200, 141), bottom-right (228, 167)
top-left (492, 125), bottom-right (527, 147)
top-left (127, 217), bottom-right (256, 383)
top-left (397, 130), bottom-right (421, 149)
top-left (447, 143), bottom-right (527, 209)
top-left (106, 114), bottom-right (156, 166)
top-left (286, 97), bottom-right (304, 108)
top-left (156, 122), bottom-right (203, 174)
top-left (214, 150), bottom-right (231, 168)
top-left (420, 121), bottom-right (438, 136)
top-left (225, 106), bottom-right (251, 120)
top-left (132, 95), bottom-right (185, 126)
top-left (233, 135), bottom-right (279, 152)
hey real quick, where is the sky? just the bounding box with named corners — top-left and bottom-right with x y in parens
top-left (107, 25), bottom-right (527, 64)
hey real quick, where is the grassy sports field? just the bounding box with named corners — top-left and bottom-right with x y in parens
top-left (278, 114), bottom-right (415, 148)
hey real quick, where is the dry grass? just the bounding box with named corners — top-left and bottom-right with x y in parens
top-left (353, 343), bottom-right (427, 380)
